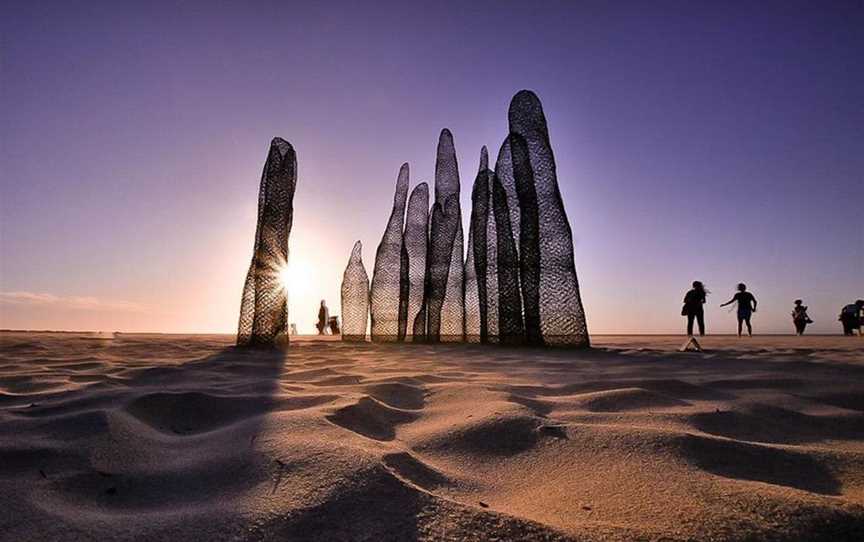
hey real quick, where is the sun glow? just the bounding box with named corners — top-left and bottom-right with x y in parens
top-left (278, 258), bottom-right (313, 293)
top-left (278, 265), bottom-right (291, 291)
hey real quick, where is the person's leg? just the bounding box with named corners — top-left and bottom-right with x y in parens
top-left (687, 314), bottom-right (695, 336)
top-left (696, 312), bottom-right (705, 336)
top-left (737, 317), bottom-right (743, 337)
top-left (745, 316), bottom-right (752, 336)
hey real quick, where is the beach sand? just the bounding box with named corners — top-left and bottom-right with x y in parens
top-left (1, 332), bottom-right (863, 541)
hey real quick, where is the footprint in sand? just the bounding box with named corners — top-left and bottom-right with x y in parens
top-left (381, 451), bottom-right (451, 491)
top-left (363, 382), bottom-right (425, 410)
top-left (326, 396), bottom-right (420, 441)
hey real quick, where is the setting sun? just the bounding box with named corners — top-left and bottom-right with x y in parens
top-left (279, 258), bottom-right (314, 294)
top-left (278, 265), bottom-right (291, 291)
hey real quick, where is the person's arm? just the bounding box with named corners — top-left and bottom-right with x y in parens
top-left (751, 296), bottom-right (757, 311)
top-left (720, 298), bottom-right (735, 307)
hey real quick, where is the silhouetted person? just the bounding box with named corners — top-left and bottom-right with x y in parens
top-left (839, 300), bottom-right (864, 336)
top-left (682, 281), bottom-right (707, 336)
top-left (316, 300), bottom-right (329, 335)
top-left (792, 299), bottom-right (812, 336)
top-left (721, 283), bottom-right (757, 336)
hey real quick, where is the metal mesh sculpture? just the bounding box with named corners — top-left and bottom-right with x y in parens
top-left (402, 183), bottom-right (429, 342)
top-left (509, 132), bottom-right (542, 345)
top-left (370, 164), bottom-right (409, 342)
top-left (431, 129), bottom-right (464, 342)
top-left (492, 145), bottom-right (524, 345)
top-left (341, 241), bottom-right (370, 341)
top-left (237, 138), bottom-right (297, 347)
top-left (425, 195), bottom-right (460, 341)
top-left (484, 163), bottom-right (501, 344)
top-left (494, 137), bottom-right (521, 249)
top-left (465, 147), bottom-right (490, 343)
top-left (338, 90), bottom-right (587, 348)
top-left (508, 90), bottom-right (589, 347)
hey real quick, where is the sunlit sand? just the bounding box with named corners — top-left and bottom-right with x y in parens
top-left (2, 333), bottom-right (862, 540)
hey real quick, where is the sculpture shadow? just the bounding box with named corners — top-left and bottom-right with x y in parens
top-left (1, 338), bottom-right (287, 516)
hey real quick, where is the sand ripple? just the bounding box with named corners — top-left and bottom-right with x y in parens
top-left (1, 332), bottom-right (863, 541)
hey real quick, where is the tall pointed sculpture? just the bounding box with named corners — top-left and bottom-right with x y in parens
top-left (425, 195), bottom-right (460, 341)
top-left (510, 132), bottom-right (542, 345)
top-left (484, 158), bottom-right (501, 344)
top-left (491, 159), bottom-right (524, 344)
top-left (431, 129), bottom-right (464, 341)
top-left (508, 90), bottom-right (589, 346)
top-left (370, 164), bottom-right (409, 341)
top-left (402, 182), bottom-right (429, 341)
top-left (492, 137), bottom-right (521, 258)
top-left (465, 147), bottom-right (490, 343)
top-left (237, 137), bottom-right (297, 347)
top-left (339, 90), bottom-right (588, 348)
top-left (341, 241), bottom-right (369, 341)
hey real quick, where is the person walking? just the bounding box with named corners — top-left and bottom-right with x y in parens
top-left (682, 281), bottom-right (708, 336)
top-left (792, 299), bottom-right (812, 336)
top-left (839, 300), bottom-right (864, 336)
top-left (316, 300), bottom-right (329, 335)
top-left (721, 283), bottom-right (757, 337)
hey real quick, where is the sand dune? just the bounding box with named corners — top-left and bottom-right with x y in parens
top-left (1, 333), bottom-right (863, 540)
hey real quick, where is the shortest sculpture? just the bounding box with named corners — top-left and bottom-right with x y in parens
top-left (341, 241), bottom-right (370, 341)
top-left (237, 137), bottom-right (297, 347)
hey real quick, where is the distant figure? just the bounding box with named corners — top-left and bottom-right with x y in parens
top-left (328, 316), bottom-right (341, 335)
top-left (791, 300), bottom-right (812, 336)
top-left (316, 300), bottom-right (329, 335)
top-left (682, 281), bottom-right (707, 336)
top-left (839, 300), bottom-right (864, 336)
top-left (721, 283), bottom-right (757, 337)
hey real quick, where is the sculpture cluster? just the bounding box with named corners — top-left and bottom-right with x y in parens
top-left (237, 138), bottom-right (297, 347)
top-left (342, 90), bottom-right (589, 347)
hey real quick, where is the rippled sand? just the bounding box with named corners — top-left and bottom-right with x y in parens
top-left (1, 333), bottom-right (863, 541)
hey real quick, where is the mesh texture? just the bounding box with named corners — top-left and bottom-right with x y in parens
top-left (465, 147), bottom-right (490, 343)
top-left (403, 183), bottom-right (429, 342)
top-left (335, 90), bottom-right (588, 348)
top-left (370, 163), bottom-right (409, 341)
top-left (433, 129), bottom-right (464, 341)
top-left (341, 241), bottom-right (370, 341)
top-left (492, 163), bottom-right (524, 344)
top-left (425, 196), bottom-right (460, 342)
top-left (508, 90), bottom-right (589, 347)
top-left (237, 138), bottom-right (297, 347)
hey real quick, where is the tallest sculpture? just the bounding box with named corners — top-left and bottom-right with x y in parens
top-left (237, 137), bottom-right (298, 347)
top-left (430, 129), bottom-right (465, 342)
top-left (507, 90), bottom-right (588, 346)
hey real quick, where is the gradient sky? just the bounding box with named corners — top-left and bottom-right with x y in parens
top-left (1, 1), bottom-right (862, 334)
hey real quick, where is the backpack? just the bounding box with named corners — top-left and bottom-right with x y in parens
top-left (841, 304), bottom-right (858, 316)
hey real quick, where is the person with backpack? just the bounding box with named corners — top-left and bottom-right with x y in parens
top-left (682, 281), bottom-right (708, 336)
top-left (839, 300), bottom-right (864, 336)
top-left (792, 299), bottom-right (812, 336)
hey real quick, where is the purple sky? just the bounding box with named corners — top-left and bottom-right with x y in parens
top-left (1, 1), bottom-right (862, 334)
